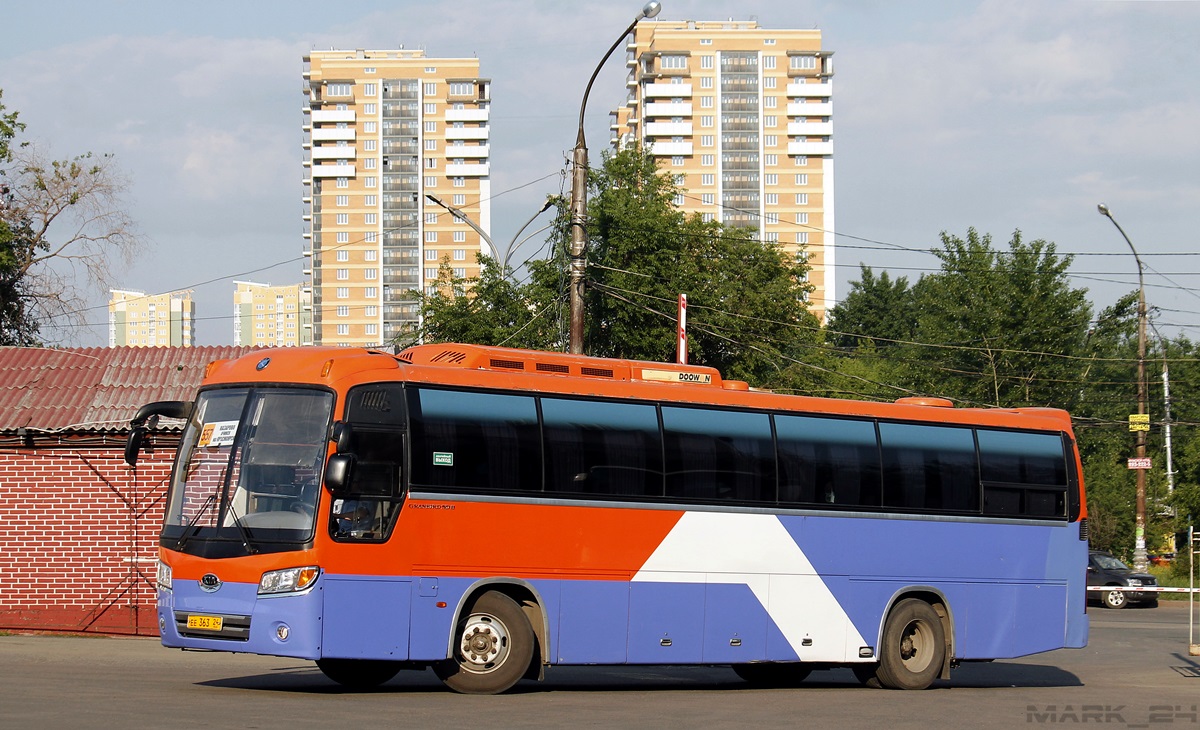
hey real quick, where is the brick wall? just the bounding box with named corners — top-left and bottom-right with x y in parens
top-left (0, 439), bottom-right (176, 636)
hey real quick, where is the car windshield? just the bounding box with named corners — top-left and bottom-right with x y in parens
top-left (162, 387), bottom-right (333, 552)
top-left (1092, 554), bottom-right (1130, 571)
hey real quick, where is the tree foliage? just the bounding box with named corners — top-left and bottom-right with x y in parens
top-left (415, 145), bottom-right (820, 386)
top-left (0, 88), bottom-right (141, 345)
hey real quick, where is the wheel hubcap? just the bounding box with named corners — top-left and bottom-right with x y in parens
top-left (899, 620), bottom-right (933, 672)
top-left (457, 613), bottom-right (508, 672)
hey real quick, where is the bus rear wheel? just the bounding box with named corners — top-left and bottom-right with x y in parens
top-left (315, 658), bottom-right (403, 688)
top-left (873, 598), bottom-right (946, 690)
top-left (435, 591), bottom-right (534, 695)
top-left (733, 663), bottom-right (813, 687)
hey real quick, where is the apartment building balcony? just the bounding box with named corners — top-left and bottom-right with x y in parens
top-left (312, 127), bottom-right (356, 142)
top-left (312, 109), bottom-right (356, 123)
top-left (312, 164), bottom-right (356, 178)
top-left (645, 102), bottom-right (692, 117)
top-left (644, 122), bottom-right (693, 136)
top-left (383, 251), bottom-right (420, 266)
top-left (787, 102), bottom-right (832, 117)
top-left (445, 127), bottom-right (490, 141)
top-left (788, 141), bottom-right (834, 156)
top-left (382, 141), bottom-right (418, 156)
top-left (644, 83), bottom-right (692, 98)
top-left (786, 122), bottom-right (833, 137)
top-left (445, 163), bottom-right (489, 176)
top-left (445, 109), bottom-right (490, 123)
top-left (383, 101), bottom-right (419, 117)
top-left (312, 147), bottom-right (357, 160)
top-left (648, 141), bottom-right (693, 156)
top-left (786, 82), bottom-right (833, 98)
top-left (445, 144), bottom-right (490, 158)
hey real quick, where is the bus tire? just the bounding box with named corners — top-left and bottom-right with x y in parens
top-left (732, 663), bottom-right (813, 687)
top-left (315, 658), bottom-right (403, 688)
top-left (1103, 588), bottom-right (1127, 609)
top-left (435, 591), bottom-right (534, 695)
top-left (852, 663), bottom-right (882, 688)
top-left (874, 598), bottom-right (945, 690)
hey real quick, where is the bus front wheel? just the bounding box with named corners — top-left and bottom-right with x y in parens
top-left (435, 591), bottom-right (534, 695)
top-left (873, 598), bottom-right (946, 690)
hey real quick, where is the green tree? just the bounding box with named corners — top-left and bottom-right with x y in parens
top-left (0, 88), bottom-right (34, 345)
top-left (575, 145), bottom-right (821, 385)
top-left (415, 145), bottom-right (822, 388)
top-left (0, 88), bottom-right (141, 345)
top-left (825, 265), bottom-right (916, 350)
top-left (906, 228), bottom-right (1092, 407)
top-left (409, 254), bottom-right (563, 350)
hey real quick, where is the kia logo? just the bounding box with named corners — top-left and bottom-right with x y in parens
top-left (199, 573), bottom-right (222, 593)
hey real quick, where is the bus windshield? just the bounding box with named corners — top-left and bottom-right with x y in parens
top-left (161, 387), bottom-right (334, 553)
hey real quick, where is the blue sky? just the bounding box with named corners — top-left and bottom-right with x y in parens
top-left (2, 0), bottom-right (1198, 346)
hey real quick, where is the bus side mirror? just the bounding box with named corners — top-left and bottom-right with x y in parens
top-left (325, 453), bottom-right (357, 496)
top-left (124, 426), bottom-right (147, 466)
top-left (331, 421), bottom-right (354, 454)
top-left (125, 400), bottom-right (192, 466)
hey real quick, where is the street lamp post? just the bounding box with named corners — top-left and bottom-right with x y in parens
top-left (426, 194), bottom-right (553, 276)
top-left (568, 1), bottom-right (662, 354)
top-left (1098, 202), bottom-right (1149, 571)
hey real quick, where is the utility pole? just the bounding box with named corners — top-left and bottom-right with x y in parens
top-left (568, 2), bottom-right (662, 354)
top-left (1098, 203), bottom-right (1149, 571)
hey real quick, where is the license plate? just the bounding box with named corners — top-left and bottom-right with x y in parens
top-left (186, 614), bottom-right (223, 631)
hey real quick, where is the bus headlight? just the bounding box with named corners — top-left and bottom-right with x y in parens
top-left (157, 561), bottom-right (173, 592)
top-left (258, 566), bottom-right (320, 595)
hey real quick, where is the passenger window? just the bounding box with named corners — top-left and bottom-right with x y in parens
top-left (541, 398), bottom-right (663, 497)
top-left (407, 388), bottom-right (541, 493)
top-left (662, 406), bottom-right (774, 503)
top-left (978, 429), bottom-right (1067, 519)
top-left (879, 423), bottom-right (979, 513)
top-left (776, 415), bottom-right (880, 508)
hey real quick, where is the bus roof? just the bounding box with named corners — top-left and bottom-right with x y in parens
top-left (198, 344), bottom-right (1076, 434)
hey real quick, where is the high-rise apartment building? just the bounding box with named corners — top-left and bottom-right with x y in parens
top-left (233, 281), bottom-right (311, 348)
top-left (108, 289), bottom-right (195, 347)
top-left (611, 20), bottom-right (835, 320)
top-left (303, 49), bottom-right (492, 347)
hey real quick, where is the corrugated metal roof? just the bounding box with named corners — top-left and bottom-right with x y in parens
top-left (0, 346), bottom-right (256, 433)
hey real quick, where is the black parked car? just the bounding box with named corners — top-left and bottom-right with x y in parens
top-left (1087, 550), bottom-right (1158, 609)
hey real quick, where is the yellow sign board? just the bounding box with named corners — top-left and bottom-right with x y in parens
top-left (1128, 414), bottom-right (1150, 432)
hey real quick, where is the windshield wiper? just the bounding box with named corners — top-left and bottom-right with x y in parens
top-left (176, 492), bottom-right (218, 549)
top-left (224, 503), bottom-right (259, 555)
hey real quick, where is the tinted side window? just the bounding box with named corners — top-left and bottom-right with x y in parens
top-left (776, 415), bottom-right (881, 508)
top-left (407, 388), bottom-right (541, 493)
top-left (541, 398), bottom-right (663, 497)
top-left (879, 423), bottom-right (979, 513)
top-left (662, 407), bottom-right (774, 503)
top-left (344, 383), bottom-right (407, 427)
top-left (978, 429), bottom-right (1067, 518)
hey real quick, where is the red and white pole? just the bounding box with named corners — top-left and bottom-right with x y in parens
top-left (677, 293), bottom-right (687, 365)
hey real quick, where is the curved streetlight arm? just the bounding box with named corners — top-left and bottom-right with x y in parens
top-left (1097, 201), bottom-right (1149, 571)
top-left (503, 222), bottom-right (556, 272)
top-left (569, 2), bottom-right (661, 354)
top-left (426, 193), bottom-right (496, 260)
top-left (1097, 203), bottom-right (1145, 292)
top-left (501, 197), bottom-right (554, 270)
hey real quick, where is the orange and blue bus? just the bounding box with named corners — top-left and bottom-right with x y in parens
top-left (127, 343), bottom-right (1088, 694)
